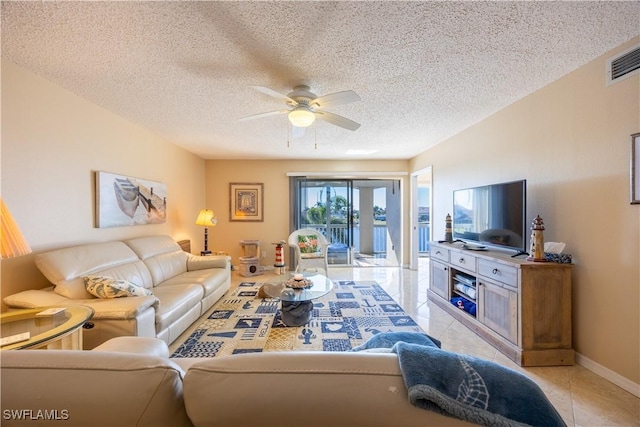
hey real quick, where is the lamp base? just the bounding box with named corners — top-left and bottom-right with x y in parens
top-left (200, 250), bottom-right (211, 256)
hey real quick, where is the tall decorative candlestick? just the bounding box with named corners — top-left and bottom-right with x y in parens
top-left (527, 215), bottom-right (547, 262)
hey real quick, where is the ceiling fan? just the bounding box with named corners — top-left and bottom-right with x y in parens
top-left (240, 85), bottom-right (361, 131)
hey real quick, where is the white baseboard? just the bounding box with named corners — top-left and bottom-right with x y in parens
top-left (576, 352), bottom-right (640, 397)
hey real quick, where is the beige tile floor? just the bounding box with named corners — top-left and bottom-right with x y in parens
top-left (171, 260), bottom-right (640, 427)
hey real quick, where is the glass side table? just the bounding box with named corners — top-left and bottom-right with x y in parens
top-left (1, 305), bottom-right (94, 350)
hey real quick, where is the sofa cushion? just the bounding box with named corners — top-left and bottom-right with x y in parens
top-left (2, 289), bottom-right (158, 320)
top-left (125, 236), bottom-right (189, 286)
top-left (69, 296), bottom-right (159, 320)
top-left (84, 275), bottom-right (154, 298)
top-left (152, 284), bottom-right (204, 331)
top-left (36, 241), bottom-right (153, 299)
top-left (187, 255), bottom-right (230, 271)
top-left (125, 235), bottom-right (182, 258)
top-left (159, 269), bottom-right (229, 297)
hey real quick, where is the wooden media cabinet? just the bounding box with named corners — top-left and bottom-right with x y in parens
top-left (428, 241), bottom-right (574, 366)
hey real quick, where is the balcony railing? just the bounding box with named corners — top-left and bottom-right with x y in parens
top-left (301, 222), bottom-right (431, 255)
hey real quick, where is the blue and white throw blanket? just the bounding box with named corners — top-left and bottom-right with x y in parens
top-left (352, 332), bottom-right (566, 427)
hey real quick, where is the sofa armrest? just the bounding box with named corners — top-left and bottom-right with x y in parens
top-left (3, 288), bottom-right (69, 309)
top-left (4, 289), bottom-right (158, 320)
top-left (187, 254), bottom-right (230, 271)
top-left (93, 336), bottom-right (169, 357)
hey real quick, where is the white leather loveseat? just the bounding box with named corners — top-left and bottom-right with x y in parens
top-left (3, 235), bottom-right (231, 348)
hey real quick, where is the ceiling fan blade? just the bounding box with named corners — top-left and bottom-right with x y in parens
top-left (311, 90), bottom-right (361, 108)
top-left (251, 86), bottom-right (296, 104)
top-left (315, 111), bottom-right (361, 131)
top-left (238, 109), bottom-right (289, 122)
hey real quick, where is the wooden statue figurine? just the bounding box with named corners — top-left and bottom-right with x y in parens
top-left (527, 215), bottom-right (547, 262)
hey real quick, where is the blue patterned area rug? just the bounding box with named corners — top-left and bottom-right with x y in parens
top-left (171, 280), bottom-right (423, 358)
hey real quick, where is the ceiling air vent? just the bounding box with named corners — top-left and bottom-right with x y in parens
top-left (607, 43), bottom-right (640, 85)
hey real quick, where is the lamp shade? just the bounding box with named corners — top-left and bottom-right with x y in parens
top-left (195, 209), bottom-right (217, 227)
top-left (288, 106), bottom-right (316, 127)
top-left (1, 199), bottom-right (32, 259)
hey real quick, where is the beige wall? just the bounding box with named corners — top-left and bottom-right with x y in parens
top-left (411, 38), bottom-right (640, 385)
top-left (203, 159), bottom-right (409, 266)
top-left (1, 60), bottom-right (207, 307)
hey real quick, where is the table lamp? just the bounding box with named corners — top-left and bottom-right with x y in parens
top-left (1, 198), bottom-right (32, 259)
top-left (195, 209), bottom-right (217, 256)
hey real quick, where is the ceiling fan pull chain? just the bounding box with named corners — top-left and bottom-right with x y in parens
top-left (314, 125), bottom-right (317, 150)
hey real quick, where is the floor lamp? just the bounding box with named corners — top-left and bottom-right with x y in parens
top-left (195, 209), bottom-right (217, 256)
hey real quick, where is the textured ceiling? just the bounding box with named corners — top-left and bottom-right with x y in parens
top-left (2, 1), bottom-right (639, 160)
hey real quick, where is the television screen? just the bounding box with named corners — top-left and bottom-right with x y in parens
top-left (453, 180), bottom-right (526, 251)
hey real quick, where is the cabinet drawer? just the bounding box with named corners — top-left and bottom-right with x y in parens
top-left (431, 246), bottom-right (449, 263)
top-left (450, 251), bottom-right (477, 273)
top-left (478, 259), bottom-right (518, 288)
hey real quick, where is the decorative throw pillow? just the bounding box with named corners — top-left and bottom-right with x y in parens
top-left (297, 235), bottom-right (319, 253)
top-left (84, 276), bottom-right (153, 299)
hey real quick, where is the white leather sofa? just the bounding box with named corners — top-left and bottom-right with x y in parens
top-left (1, 337), bottom-right (476, 427)
top-left (3, 235), bottom-right (231, 349)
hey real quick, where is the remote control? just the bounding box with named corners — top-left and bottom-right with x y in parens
top-left (1, 332), bottom-right (31, 346)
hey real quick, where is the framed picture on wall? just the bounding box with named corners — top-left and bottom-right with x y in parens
top-left (95, 171), bottom-right (167, 227)
top-left (229, 182), bottom-right (263, 222)
top-left (632, 133), bottom-right (640, 205)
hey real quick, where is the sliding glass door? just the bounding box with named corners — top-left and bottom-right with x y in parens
top-left (291, 177), bottom-right (401, 267)
top-left (293, 179), bottom-right (354, 266)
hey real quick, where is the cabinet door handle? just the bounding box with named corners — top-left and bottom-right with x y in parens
top-left (435, 251), bottom-right (441, 255)
top-left (492, 268), bottom-right (499, 275)
top-left (459, 258), bottom-right (465, 263)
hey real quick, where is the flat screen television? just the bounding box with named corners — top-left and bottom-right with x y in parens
top-left (453, 180), bottom-right (527, 253)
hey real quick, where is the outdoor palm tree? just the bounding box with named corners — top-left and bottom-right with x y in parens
top-left (304, 204), bottom-right (326, 225)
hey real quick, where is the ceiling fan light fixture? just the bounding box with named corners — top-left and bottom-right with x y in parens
top-left (288, 106), bottom-right (316, 127)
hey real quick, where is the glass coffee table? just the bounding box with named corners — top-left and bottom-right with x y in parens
top-left (261, 273), bottom-right (334, 326)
